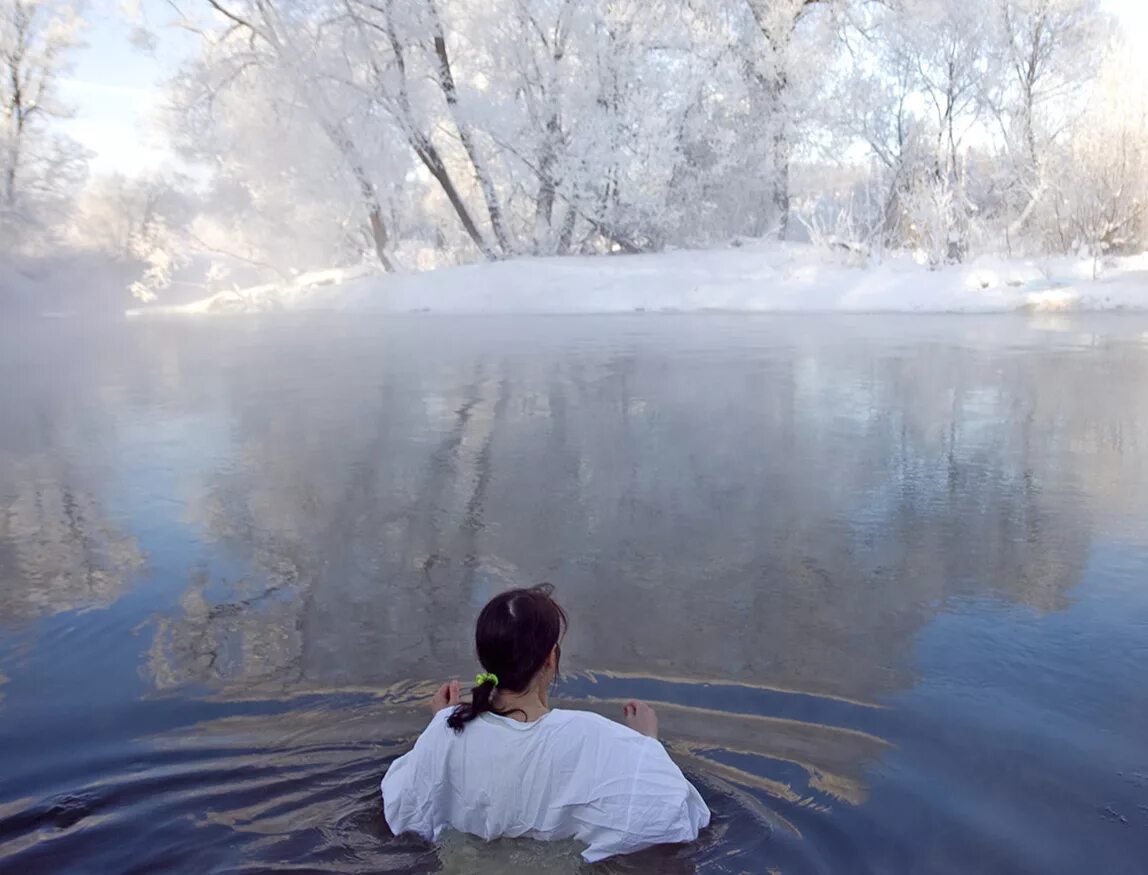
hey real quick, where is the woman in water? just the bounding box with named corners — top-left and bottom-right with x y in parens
top-left (381, 584), bottom-right (710, 862)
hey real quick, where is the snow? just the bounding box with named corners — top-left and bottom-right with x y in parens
top-left (125, 243), bottom-right (1148, 317)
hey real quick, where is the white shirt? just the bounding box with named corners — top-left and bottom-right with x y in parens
top-left (381, 707), bottom-right (711, 863)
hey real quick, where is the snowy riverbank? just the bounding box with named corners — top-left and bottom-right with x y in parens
top-left (127, 243), bottom-right (1148, 317)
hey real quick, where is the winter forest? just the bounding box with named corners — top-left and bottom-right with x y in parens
top-left (2, 0), bottom-right (1146, 308)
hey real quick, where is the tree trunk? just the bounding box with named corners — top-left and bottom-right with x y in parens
top-left (427, 1), bottom-right (512, 255)
top-left (320, 118), bottom-right (396, 272)
top-left (760, 68), bottom-right (790, 239)
top-left (375, 0), bottom-right (497, 260)
top-left (3, 159), bottom-right (16, 207)
top-left (534, 113), bottom-right (561, 253)
top-left (746, 0), bottom-right (816, 239)
top-left (5, 77), bottom-right (26, 208)
top-left (595, 27), bottom-right (622, 235)
top-left (369, 208), bottom-right (395, 272)
top-left (772, 123), bottom-right (790, 239)
top-left (557, 201), bottom-right (577, 254)
top-left (411, 133), bottom-right (498, 260)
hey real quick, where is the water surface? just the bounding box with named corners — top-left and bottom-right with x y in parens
top-left (1, 315), bottom-right (1146, 873)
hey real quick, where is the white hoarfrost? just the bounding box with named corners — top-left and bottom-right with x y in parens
top-left (126, 244), bottom-right (1148, 317)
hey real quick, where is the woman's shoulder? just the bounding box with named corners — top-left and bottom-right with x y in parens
top-left (547, 709), bottom-right (650, 743)
top-left (545, 710), bottom-right (694, 793)
top-left (409, 707), bottom-right (458, 749)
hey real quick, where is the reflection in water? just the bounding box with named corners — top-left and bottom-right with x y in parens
top-left (148, 321), bottom-right (1124, 700)
top-left (0, 333), bottom-right (145, 621)
top-left (0, 456), bottom-right (143, 620)
top-left (148, 567), bottom-right (305, 690)
top-left (2, 316), bottom-right (1148, 873)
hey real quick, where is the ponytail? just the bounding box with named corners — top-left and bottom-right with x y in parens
top-left (446, 584), bottom-right (567, 734)
top-left (447, 676), bottom-right (498, 731)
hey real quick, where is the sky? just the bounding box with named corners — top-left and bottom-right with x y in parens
top-left (56, 0), bottom-right (195, 175)
top-left (57, 0), bottom-right (1148, 178)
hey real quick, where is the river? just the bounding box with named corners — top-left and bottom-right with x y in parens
top-left (0, 314), bottom-right (1145, 873)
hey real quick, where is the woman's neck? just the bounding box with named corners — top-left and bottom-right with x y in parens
top-left (493, 683), bottom-right (550, 722)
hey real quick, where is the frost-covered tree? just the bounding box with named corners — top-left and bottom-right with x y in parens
top-left (166, 0), bottom-right (412, 272)
top-left (164, 0), bottom-right (724, 271)
top-left (335, 0), bottom-right (706, 256)
top-left (986, 0), bottom-right (1108, 246)
top-left (113, 0), bottom-right (1142, 295)
top-left (1047, 42), bottom-right (1148, 260)
top-left (824, 0), bottom-right (989, 260)
top-left (470, 0), bottom-right (714, 252)
top-left (0, 0), bottom-right (87, 251)
top-left (820, 0), bottom-right (1119, 261)
top-left (889, 0), bottom-right (993, 261)
top-left (736, 0), bottom-right (839, 238)
top-left (68, 171), bottom-right (198, 300)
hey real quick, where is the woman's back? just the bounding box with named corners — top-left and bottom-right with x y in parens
top-left (381, 707), bottom-right (710, 862)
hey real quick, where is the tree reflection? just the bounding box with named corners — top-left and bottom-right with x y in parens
top-left (0, 332), bottom-right (145, 623)
top-left (0, 457), bottom-right (144, 621)
top-left (146, 320), bottom-right (1148, 706)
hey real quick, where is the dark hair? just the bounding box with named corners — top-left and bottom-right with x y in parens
top-left (447, 583), bottom-right (567, 732)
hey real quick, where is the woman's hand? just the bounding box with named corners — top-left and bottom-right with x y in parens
top-left (431, 679), bottom-right (461, 713)
top-left (623, 700), bottom-right (659, 739)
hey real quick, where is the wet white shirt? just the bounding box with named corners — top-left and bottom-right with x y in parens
top-left (380, 707), bottom-right (710, 863)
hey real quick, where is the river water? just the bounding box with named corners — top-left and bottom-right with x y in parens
top-left (0, 315), bottom-right (1146, 874)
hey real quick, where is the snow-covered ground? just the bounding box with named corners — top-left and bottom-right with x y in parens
top-left (127, 243), bottom-right (1148, 317)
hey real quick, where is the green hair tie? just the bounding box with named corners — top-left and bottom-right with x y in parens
top-left (475, 671), bottom-right (499, 687)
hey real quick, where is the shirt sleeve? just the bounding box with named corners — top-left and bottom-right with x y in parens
top-left (576, 734), bottom-right (711, 863)
top-left (380, 708), bottom-right (451, 840)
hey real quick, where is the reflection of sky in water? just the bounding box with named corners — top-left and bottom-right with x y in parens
top-left (864, 539), bottom-right (1148, 872)
top-left (110, 409), bottom-right (247, 604)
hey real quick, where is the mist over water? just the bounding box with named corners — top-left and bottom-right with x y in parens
top-left (0, 314), bottom-right (1146, 873)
